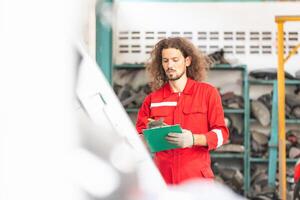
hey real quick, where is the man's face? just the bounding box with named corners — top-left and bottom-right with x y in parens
top-left (162, 48), bottom-right (191, 81)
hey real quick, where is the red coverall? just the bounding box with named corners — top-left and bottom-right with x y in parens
top-left (136, 78), bottom-right (229, 184)
top-left (295, 160), bottom-right (300, 183)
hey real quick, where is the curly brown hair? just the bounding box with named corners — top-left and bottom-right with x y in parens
top-left (146, 37), bottom-right (209, 91)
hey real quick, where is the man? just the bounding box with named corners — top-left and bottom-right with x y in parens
top-left (136, 37), bottom-right (229, 185)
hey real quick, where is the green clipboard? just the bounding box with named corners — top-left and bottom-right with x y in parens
top-left (143, 124), bottom-right (182, 153)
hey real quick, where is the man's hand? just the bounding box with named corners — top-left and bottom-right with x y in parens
top-left (165, 129), bottom-right (194, 148)
top-left (147, 118), bottom-right (167, 129)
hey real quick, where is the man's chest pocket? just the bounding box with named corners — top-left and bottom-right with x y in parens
top-left (150, 107), bottom-right (174, 125)
top-left (183, 105), bottom-right (208, 131)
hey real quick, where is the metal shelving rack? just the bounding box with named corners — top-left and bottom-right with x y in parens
top-left (209, 64), bottom-right (250, 196)
top-left (249, 79), bottom-right (300, 194)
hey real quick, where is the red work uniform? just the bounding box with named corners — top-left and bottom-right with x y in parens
top-left (295, 159), bottom-right (300, 183)
top-left (136, 78), bottom-right (229, 184)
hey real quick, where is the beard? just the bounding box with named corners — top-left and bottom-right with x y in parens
top-left (166, 69), bottom-right (186, 81)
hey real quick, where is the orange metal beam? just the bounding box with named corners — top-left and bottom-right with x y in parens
top-left (284, 44), bottom-right (300, 64)
top-left (276, 21), bottom-right (286, 200)
top-left (275, 15), bottom-right (300, 23)
top-left (275, 15), bottom-right (300, 200)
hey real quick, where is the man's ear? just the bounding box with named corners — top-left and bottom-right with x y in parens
top-left (185, 56), bottom-right (192, 67)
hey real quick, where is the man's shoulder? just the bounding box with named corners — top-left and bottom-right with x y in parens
top-left (144, 86), bottom-right (164, 99)
top-left (146, 87), bottom-right (163, 99)
top-left (191, 81), bottom-right (219, 97)
top-left (194, 81), bottom-right (216, 90)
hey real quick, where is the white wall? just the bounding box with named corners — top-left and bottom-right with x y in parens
top-left (113, 2), bottom-right (300, 76)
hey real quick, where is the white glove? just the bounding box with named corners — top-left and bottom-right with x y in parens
top-left (165, 129), bottom-right (194, 148)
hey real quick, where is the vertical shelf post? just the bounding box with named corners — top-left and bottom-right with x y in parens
top-left (268, 81), bottom-right (278, 187)
top-left (243, 66), bottom-right (250, 196)
top-left (96, 0), bottom-right (113, 84)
